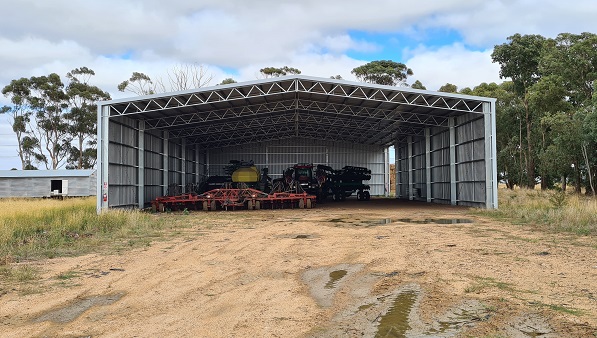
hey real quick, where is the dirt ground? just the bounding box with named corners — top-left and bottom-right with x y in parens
top-left (1, 199), bottom-right (597, 337)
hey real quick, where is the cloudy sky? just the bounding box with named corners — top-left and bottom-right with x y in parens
top-left (1, 0), bottom-right (596, 169)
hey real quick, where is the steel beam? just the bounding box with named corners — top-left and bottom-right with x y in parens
top-left (425, 128), bottom-right (431, 202)
top-left (163, 131), bottom-right (169, 196)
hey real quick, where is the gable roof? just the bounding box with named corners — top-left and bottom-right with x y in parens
top-left (100, 75), bottom-right (495, 148)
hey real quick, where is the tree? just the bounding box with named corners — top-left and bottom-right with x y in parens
top-left (330, 75), bottom-right (343, 80)
top-left (27, 74), bottom-right (71, 170)
top-left (411, 80), bottom-right (426, 90)
top-left (65, 67), bottom-right (111, 169)
top-left (438, 83), bottom-right (458, 93)
top-left (492, 34), bottom-right (546, 188)
top-left (118, 72), bottom-right (157, 95)
top-left (119, 64), bottom-right (214, 95)
top-left (351, 60), bottom-right (413, 86)
top-left (1, 77), bottom-right (36, 169)
top-left (219, 78), bottom-right (237, 85)
top-left (259, 66), bottom-right (301, 78)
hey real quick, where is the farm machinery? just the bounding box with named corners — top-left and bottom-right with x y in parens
top-left (274, 163), bottom-right (372, 202)
top-left (150, 160), bottom-right (372, 212)
top-left (151, 187), bottom-right (316, 212)
top-left (317, 165), bottom-right (371, 201)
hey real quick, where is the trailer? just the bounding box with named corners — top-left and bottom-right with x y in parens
top-left (151, 187), bottom-right (316, 212)
top-left (317, 165), bottom-right (371, 201)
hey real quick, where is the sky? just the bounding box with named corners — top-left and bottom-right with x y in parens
top-left (1, 0), bottom-right (597, 170)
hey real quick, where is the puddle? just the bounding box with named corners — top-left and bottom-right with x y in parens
top-left (395, 218), bottom-right (473, 224)
top-left (303, 264), bottom-right (364, 307)
top-left (326, 218), bottom-right (473, 227)
top-left (325, 270), bottom-right (348, 289)
top-left (375, 290), bottom-right (417, 337)
top-left (33, 292), bottom-right (125, 323)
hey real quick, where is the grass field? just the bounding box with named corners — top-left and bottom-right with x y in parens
top-left (0, 197), bottom-right (162, 264)
top-left (478, 188), bottom-right (597, 235)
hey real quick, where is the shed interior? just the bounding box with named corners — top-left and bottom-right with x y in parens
top-left (97, 75), bottom-right (497, 211)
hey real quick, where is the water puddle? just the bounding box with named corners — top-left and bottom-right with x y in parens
top-left (375, 290), bottom-right (417, 337)
top-left (325, 270), bottom-right (348, 289)
top-left (326, 218), bottom-right (473, 227)
top-left (395, 218), bottom-right (473, 224)
top-left (33, 292), bottom-right (125, 323)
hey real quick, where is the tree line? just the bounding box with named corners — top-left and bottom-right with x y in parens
top-left (2, 32), bottom-right (596, 195)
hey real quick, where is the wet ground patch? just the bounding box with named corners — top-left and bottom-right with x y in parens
top-left (325, 217), bottom-right (474, 227)
top-left (33, 292), bottom-right (125, 323)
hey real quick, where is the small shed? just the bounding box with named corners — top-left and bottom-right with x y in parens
top-left (0, 170), bottom-right (96, 198)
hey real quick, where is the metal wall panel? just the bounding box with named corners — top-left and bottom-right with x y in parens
top-left (0, 176), bottom-right (95, 198)
top-left (107, 119), bottom-right (139, 207)
top-left (207, 137), bottom-right (388, 196)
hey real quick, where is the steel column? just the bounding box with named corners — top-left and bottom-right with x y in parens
top-left (163, 131), bottom-right (169, 196)
top-left (138, 120), bottom-right (145, 208)
top-left (181, 138), bottom-right (186, 191)
top-left (425, 128), bottom-right (432, 202)
top-left (484, 102), bottom-right (498, 209)
top-left (449, 118), bottom-right (457, 205)
top-left (407, 136), bottom-right (413, 200)
top-left (97, 105), bottom-right (110, 213)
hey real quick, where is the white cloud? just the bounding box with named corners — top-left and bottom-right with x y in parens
top-left (405, 44), bottom-right (503, 91)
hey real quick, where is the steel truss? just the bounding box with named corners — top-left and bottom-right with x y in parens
top-left (105, 76), bottom-right (487, 148)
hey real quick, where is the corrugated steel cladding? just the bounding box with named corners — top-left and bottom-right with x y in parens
top-left (396, 113), bottom-right (488, 207)
top-left (0, 171), bottom-right (96, 198)
top-left (98, 75), bottom-right (497, 210)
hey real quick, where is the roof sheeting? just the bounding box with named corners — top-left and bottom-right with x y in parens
top-left (0, 169), bottom-right (96, 178)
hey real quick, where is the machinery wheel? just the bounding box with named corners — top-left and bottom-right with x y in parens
top-left (255, 201), bottom-right (261, 210)
top-left (299, 198), bottom-right (305, 209)
top-left (202, 201), bottom-right (208, 211)
top-left (158, 203), bottom-right (165, 213)
top-left (247, 200), bottom-right (254, 210)
top-left (333, 193), bottom-right (341, 202)
top-left (306, 198), bottom-right (312, 209)
top-left (364, 191), bottom-right (370, 201)
top-left (357, 191), bottom-right (363, 201)
top-left (210, 200), bottom-right (217, 210)
top-left (339, 193), bottom-right (346, 201)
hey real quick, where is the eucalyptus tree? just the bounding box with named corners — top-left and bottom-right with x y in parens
top-left (259, 66), bottom-right (301, 78)
top-left (492, 34), bottom-right (547, 188)
top-left (351, 60), bottom-right (413, 86)
top-left (1, 77), bottom-right (37, 169)
top-left (65, 67), bottom-right (111, 169)
top-left (27, 73), bottom-right (71, 170)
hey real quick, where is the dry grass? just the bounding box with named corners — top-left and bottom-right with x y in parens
top-left (0, 197), bottom-right (161, 263)
top-left (480, 189), bottom-right (597, 235)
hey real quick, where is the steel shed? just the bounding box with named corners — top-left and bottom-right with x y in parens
top-left (96, 75), bottom-right (497, 212)
top-left (0, 170), bottom-right (96, 198)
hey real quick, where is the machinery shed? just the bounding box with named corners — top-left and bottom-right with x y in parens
top-left (96, 75), bottom-right (497, 212)
top-left (0, 170), bottom-right (96, 198)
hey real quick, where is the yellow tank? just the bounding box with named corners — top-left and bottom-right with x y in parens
top-left (232, 166), bottom-right (260, 183)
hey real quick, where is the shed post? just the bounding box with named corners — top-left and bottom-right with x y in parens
top-left (484, 102), bottom-right (498, 209)
top-left (138, 120), bottom-right (145, 209)
top-left (407, 136), bottom-right (413, 200)
top-left (449, 117), bottom-right (457, 205)
top-left (425, 128), bottom-right (432, 202)
top-left (163, 131), bottom-right (169, 196)
top-left (97, 105), bottom-right (110, 213)
top-left (181, 138), bottom-right (186, 192)
top-left (195, 146), bottom-right (200, 184)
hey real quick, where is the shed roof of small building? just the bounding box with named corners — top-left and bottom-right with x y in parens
top-left (0, 169), bottom-right (96, 178)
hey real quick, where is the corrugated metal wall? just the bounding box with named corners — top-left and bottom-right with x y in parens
top-left (144, 128), bottom-right (165, 204)
top-left (430, 127), bottom-right (451, 203)
top-left (207, 137), bottom-right (389, 196)
top-left (395, 114), bottom-right (487, 207)
top-left (455, 114), bottom-right (486, 207)
top-left (108, 118), bottom-right (138, 207)
top-left (0, 175), bottom-right (95, 198)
